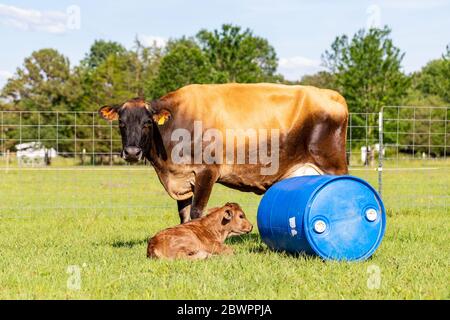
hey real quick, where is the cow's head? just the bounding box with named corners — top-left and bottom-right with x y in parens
top-left (98, 98), bottom-right (171, 163)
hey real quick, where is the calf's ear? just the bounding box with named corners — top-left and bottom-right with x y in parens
top-left (223, 209), bottom-right (233, 221)
top-left (98, 105), bottom-right (119, 121)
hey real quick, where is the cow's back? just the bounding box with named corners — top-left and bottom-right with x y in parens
top-left (167, 83), bottom-right (347, 131)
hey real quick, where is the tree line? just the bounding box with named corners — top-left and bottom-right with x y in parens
top-left (0, 24), bottom-right (449, 157)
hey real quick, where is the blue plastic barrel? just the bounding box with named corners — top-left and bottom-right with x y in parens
top-left (257, 175), bottom-right (386, 261)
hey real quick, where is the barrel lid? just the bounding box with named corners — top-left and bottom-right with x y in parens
top-left (303, 176), bottom-right (386, 261)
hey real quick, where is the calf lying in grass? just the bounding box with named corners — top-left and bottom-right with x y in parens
top-left (147, 203), bottom-right (253, 260)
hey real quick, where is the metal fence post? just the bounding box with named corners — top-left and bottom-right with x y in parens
top-left (6, 150), bottom-right (10, 173)
top-left (378, 110), bottom-right (383, 197)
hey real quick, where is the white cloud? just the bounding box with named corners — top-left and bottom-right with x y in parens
top-left (278, 56), bottom-right (323, 80)
top-left (137, 34), bottom-right (167, 48)
top-left (0, 4), bottom-right (79, 34)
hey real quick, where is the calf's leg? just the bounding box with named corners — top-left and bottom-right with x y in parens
top-left (210, 243), bottom-right (234, 255)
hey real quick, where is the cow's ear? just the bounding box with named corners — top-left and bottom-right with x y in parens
top-left (152, 109), bottom-right (172, 126)
top-left (99, 105), bottom-right (119, 121)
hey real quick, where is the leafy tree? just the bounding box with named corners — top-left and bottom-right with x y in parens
top-left (408, 46), bottom-right (450, 104)
top-left (323, 26), bottom-right (410, 114)
top-left (77, 38), bottom-right (160, 109)
top-left (0, 49), bottom-right (85, 153)
top-left (300, 71), bottom-right (337, 89)
top-left (397, 45), bottom-right (450, 156)
top-left (2, 49), bottom-right (81, 111)
top-left (196, 24), bottom-right (279, 83)
top-left (81, 40), bottom-right (126, 70)
top-left (148, 25), bottom-right (282, 97)
top-left (148, 38), bottom-right (218, 98)
top-left (133, 37), bottom-right (164, 98)
top-left (402, 87), bottom-right (447, 107)
top-left (82, 52), bottom-right (143, 107)
top-left (77, 40), bottom-right (133, 110)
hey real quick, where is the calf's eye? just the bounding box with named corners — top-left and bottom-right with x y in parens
top-left (119, 121), bottom-right (125, 128)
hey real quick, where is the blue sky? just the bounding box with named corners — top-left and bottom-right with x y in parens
top-left (0, 0), bottom-right (449, 87)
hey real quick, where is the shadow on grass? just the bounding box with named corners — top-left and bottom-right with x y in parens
top-left (229, 234), bottom-right (325, 260)
top-left (226, 233), bottom-right (273, 254)
top-left (111, 238), bottom-right (148, 248)
top-left (226, 233), bottom-right (260, 244)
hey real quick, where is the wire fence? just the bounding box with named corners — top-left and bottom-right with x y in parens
top-left (0, 111), bottom-right (124, 166)
top-left (380, 106), bottom-right (449, 213)
top-left (0, 108), bottom-right (448, 217)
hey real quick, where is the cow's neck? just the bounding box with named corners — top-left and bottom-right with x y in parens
top-left (144, 125), bottom-right (195, 201)
top-left (145, 127), bottom-right (167, 171)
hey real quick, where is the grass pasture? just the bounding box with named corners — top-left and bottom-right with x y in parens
top-left (0, 161), bottom-right (449, 299)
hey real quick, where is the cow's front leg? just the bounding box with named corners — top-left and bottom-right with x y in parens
top-left (190, 169), bottom-right (219, 220)
top-left (177, 198), bottom-right (192, 224)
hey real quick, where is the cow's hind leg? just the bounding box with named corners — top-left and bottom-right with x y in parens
top-left (178, 249), bottom-right (211, 260)
top-left (308, 117), bottom-right (348, 175)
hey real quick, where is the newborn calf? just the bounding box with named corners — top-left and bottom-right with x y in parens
top-left (147, 203), bottom-right (253, 260)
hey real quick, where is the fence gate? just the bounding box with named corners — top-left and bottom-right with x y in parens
top-left (380, 106), bottom-right (449, 213)
top-left (346, 112), bottom-right (381, 192)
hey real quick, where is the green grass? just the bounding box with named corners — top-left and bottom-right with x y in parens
top-left (0, 162), bottom-right (449, 299)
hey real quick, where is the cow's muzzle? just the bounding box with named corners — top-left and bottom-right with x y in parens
top-left (122, 146), bottom-right (143, 163)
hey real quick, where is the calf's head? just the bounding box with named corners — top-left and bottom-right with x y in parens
top-left (98, 98), bottom-right (171, 163)
top-left (220, 203), bottom-right (253, 237)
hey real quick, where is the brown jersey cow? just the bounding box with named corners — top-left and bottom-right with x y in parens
top-left (99, 83), bottom-right (348, 223)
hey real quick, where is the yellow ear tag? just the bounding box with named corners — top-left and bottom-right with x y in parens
top-left (158, 116), bottom-right (167, 126)
top-left (154, 111), bottom-right (171, 126)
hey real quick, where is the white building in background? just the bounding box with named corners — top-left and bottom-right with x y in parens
top-left (15, 142), bottom-right (57, 167)
top-left (361, 144), bottom-right (386, 166)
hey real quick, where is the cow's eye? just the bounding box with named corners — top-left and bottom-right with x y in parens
top-left (143, 120), bottom-right (152, 128)
top-left (119, 121), bottom-right (125, 128)
top-left (239, 214), bottom-right (244, 219)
